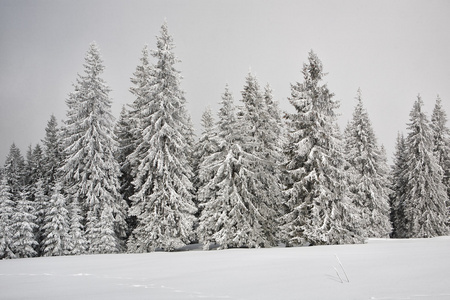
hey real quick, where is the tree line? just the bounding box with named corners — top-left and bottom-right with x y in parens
top-left (1, 22), bottom-right (449, 259)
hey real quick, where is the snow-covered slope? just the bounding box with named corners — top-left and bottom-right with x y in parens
top-left (1, 237), bottom-right (449, 300)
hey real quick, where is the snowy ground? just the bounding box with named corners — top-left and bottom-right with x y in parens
top-left (1, 237), bottom-right (449, 300)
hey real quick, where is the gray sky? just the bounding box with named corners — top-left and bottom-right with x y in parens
top-left (1, 0), bottom-right (449, 164)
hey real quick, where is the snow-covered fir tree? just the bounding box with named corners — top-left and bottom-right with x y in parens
top-left (390, 133), bottom-right (408, 238)
top-left (114, 106), bottom-right (137, 237)
top-left (89, 206), bottom-right (119, 254)
top-left (42, 182), bottom-right (72, 256)
top-left (114, 106), bottom-right (135, 206)
top-left (62, 42), bottom-right (128, 253)
top-left (280, 51), bottom-right (363, 246)
top-left (198, 80), bottom-right (280, 249)
top-left (24, 144), bottom-right (44, 192)
top-left (127, 22), bottom-right (196, 252)
top-left (263, 84), bottom-right (284, 147)
top-left (125, 45), bottom-right (155, 179)
top-left (237, 73), bottom-right (282, 246)
top-left (401, 96), bottom-right (448, 237)
top-left (10, 192), bottom-right (38, 258)
top-left (42, 114), bottom-right (63, 195)
top-left (198, 86), bottom-right (253, 249)
top-left (431, 96), bottom-right (450, 215)
top-left (193, 107), bottom-right (219, 211)
top-left (0, 177), bottom-right (15, 259)
top-left (34, 179), bottom-right (49, 255)
top-left (344, 89), bottom-right (391, 238)
top-left (123, 45), bottom-right (154, 194)
top-left (3, 143), bottom-right (25, 200)
top-left (68, 197), bottom-right (87, 255)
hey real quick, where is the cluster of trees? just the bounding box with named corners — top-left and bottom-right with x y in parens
top-left (1, 22), bottom-right (449, 259)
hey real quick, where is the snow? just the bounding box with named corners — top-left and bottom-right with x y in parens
top-left (1, 237), bottom-right (449, 300)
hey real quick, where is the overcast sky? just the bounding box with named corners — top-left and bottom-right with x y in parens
top-left (1, 0), bottom-right (449, 164)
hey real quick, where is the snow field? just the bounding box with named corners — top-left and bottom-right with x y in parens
top-left (0, 237), bottom-right (449, 300)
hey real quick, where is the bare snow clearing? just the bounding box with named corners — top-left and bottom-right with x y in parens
top-left (0, 237), bottom-right (449, 300)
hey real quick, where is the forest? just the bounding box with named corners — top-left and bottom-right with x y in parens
top-left (1, 22), bottom-right (449, 259)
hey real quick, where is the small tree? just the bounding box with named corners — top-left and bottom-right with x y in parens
top-left (42, 182), bottom-right (72, 256)
top-left (89, 206), bottom-right (119, 254)
top-left (68, 197), bottom-right (87, 255)
top-left (10, 192), bottom-right (38, 258)
top-left (0, 177), bottom-right (15, 259)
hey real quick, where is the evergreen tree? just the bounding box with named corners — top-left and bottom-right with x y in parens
top-left (402, 96), bottom-right (448, 237)
top-left (344, 89), bottom-right (391, 238)
top-left (431, 96), bottom-right (450, 216)
top-left (34, 179), bottom-right (49, 255)
top-left (120, 46), bottom-right (155, 238)
top-left (114, 106), bottom-right (137, 237)
top-left (42, 114), bottom-right (63, 194)
top-left (62, 42), bottom-right (128, 252)
top-left (198, 81), bottom-right (279, 249)
top-left (237, 73), bottom-right (281, 246)
top-left (23, 144), bottom-right (45, 191)
top-left (280, 51), bottom-right (363, 246)
top-left (0, 177), bottom-right (15, 259)
top-left (128, 22), bottom-right (196, 252)
top-left (125, 45), bottom-right (154, 181)
top-left (68, 197), bottom-right (87, 255)
top-left (42, 182), bottom-right (71, 256)
top-left (390, 133), bottom-right (408, 238)
top-left (198, 85), bottom-right (260, 249)
top-left (263, 84), bottom-right (284, 146)
top-left (3, 143), bottom-right (25, 200)
top-left (89, 206), bottom-right (118, 254)
top-left (193, 107), bottom-right (219, 209)
top-left (10, 192), bottom-right (38, 258)
top-left (114, 106), bottom-right (135, 207)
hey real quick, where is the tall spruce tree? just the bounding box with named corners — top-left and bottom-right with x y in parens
top-left (198, 86), bottom-right (258, 249)
top-left (127, 22), bottom-right (196, 252)
top-left (237, 73), bottom-right (281, 246)
top-left (344, 89), bottom-right (391, 238)
top-left (42, 114), bottom-right (63, 195)
top-left (34, 179), bottom-right (49, 255)
top-left (198, 80), bottom-right (280, 249)
top-left (281, 51), bottom-right (363, 246)
top-left (193, 107), bottom-right (219, 214)
top-left (62, 42), bottom-right (127, 253)
top-left (431, 96), bottom-right (450, 217)
top-left (114, 106), bottom-right (135, 207)
top-left (125, 45), bottom-right (154, 186)
top-left (402, 96), bottom-right (448, 237)
top-left (390, 133), bottom-right (408, 238)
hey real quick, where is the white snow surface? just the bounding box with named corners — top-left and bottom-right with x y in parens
top-left (1, 237), bottom-right (449, 300)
